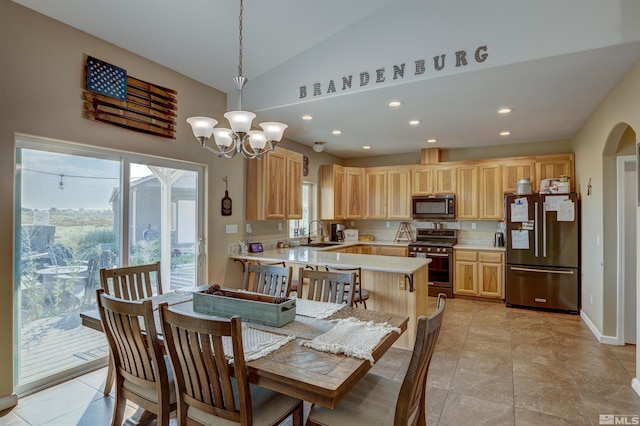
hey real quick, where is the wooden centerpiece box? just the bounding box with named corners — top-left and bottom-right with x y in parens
top-left (192, 286), bottom-right (296, 327)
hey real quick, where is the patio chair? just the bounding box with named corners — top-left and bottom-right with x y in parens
top-left (307, 293), bottom-right (447, 426)
top-left (96, 288), bottom-right (176, 426)
top-left (158, 304), bottom-right (303, 425)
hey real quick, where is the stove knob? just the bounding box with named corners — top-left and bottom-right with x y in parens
top-left (418, 247), bottom-right (423, 252)
top-left (437, 248), bottom-right (442, 253)
top-left (426, 247), bottom-right (431, 253)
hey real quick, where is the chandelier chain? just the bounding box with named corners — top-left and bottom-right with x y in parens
top-left (238, 0), bottom-right (243, 77)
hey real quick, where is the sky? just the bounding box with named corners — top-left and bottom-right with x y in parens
top-left (19, 149), bottom-right (152, 210)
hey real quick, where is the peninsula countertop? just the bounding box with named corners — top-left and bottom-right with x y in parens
top-left (230, 243), bottom-right (429, 275)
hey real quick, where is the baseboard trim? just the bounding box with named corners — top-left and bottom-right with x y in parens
top-left (580, 310), bottom-right (623, 345)
top-left (0, 393), bottom-right (18, 411)
top-left (632, 378), bottom-right (640, 398)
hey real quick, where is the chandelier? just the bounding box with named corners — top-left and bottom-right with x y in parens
top-left (187, 0), bottom-right (287, 160)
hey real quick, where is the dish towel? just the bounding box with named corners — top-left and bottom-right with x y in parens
top-left (224, 324), bottom-right (295, 363)
top-left (301, 317), bottom-right (401, 364)
top-left (294, 297), bottom-right (345, 319)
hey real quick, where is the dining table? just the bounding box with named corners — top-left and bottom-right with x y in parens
top-left (80, 289), bottom-right (409, 413)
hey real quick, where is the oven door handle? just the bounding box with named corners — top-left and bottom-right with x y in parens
top-left (426, 253), bottom-right (449, 257)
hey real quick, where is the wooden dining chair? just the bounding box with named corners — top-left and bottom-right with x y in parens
top-left (324, 265), bottom-right (369, 309)
top-left (298, 268), bottom-right (356, 307)
top-left (99, 262), bottom-right (162, 395)
top-left (256, 261), bottom-right (316, 295)
top-left (307, 293), bottom-right (447, 426)
top-left (96, 288), bottom-right (176, 426)
top-left (100, 261), bottom-right (162, 300)
top-left (158, 304), bottom-right (304, 426)
top-left (243, 263), bottom-right (292, 297)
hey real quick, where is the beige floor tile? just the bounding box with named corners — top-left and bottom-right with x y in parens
top-left (450, 368), bottom-right (514, 405)
top-left (514, 407), bottom-right (587, 425)
top-left (439, 390), bottom-right (515, 426)
top-left (514, 377), bottom-right (590, 424)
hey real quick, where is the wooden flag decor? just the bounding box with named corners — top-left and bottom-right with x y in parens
top-left (83, 56), bottom-right (177, 139)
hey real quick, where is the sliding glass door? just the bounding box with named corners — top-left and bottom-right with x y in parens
top-left (14, 136), bottom-right (204, 394)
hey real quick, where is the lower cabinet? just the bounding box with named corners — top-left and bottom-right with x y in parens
top-left (454, 249), bottom-right (504, 299)
top-left (326, 244), bottom-right (408, 256)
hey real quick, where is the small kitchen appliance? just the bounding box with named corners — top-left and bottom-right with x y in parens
top-left (330, 223), bottom-right (345, 242)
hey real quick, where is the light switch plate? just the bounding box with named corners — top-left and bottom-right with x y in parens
top-left (225, 224), bottom-right (238, 234)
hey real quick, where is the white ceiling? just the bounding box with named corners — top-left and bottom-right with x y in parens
top-left (13, 0), bottom-right (640, 158)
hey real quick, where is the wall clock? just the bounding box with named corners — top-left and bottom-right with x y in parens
top-left (221, 176), bottom-right (232, 216)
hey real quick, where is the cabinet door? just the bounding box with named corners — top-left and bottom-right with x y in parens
top-left (319, 164), bottom-right (345, 220)
top-left (433, 166), bottom-right (456, 194)
top-left (264, 150), bottom-right (288, 219)
top-left (477, 252), bottom-right (504, 298)
top-left (535, 154), bottom-right (574, 191)
top-left (456, 166), bottom-right (478, 219)
top-left (502, 160), bottom-right (535, 194)
top-left (411, 167), bottom-right (432, 195)
top-left (286, 153), bottom-right (303, 219)
top-left (345, 168), bottom-right (365, 219)
top-left (366, 170), bottom-right (387, 219)
top-left (480, 165), bottom-right (503, 220)
top-left (454, 260), bottom-right (477, 295)
top-left (378, 246), bottom-right (408, 257)
top-left (388, 170), bottom-right (411, 219)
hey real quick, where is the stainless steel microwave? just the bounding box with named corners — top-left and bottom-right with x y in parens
top-left (411, 194), bottom-right (456, 220)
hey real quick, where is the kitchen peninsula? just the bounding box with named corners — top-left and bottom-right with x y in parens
top-left (230, 243), bottom-right (431, 349)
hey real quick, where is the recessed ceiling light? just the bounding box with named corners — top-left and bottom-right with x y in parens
top-left (427, 139), bottom-right (437, 143)
top-left (500, 131), bottom-right (511, 136)
top-left (409, 120), bottom-right (420, 126)
top-left (332, 130), bottom-right (342, 135)
top-left (497, 108), bottom-right (513, 114)
top-left (302, 115), bottom-right (313, 121)
top-left (388, 101), bottom-right (403, 108)
top-left (362, 145), bottom-right (371, 150)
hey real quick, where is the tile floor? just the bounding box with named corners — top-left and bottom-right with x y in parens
top-left (2, 297), bottom-right (639, 425)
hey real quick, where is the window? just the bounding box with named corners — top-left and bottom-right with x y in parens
top-left (289, 182), bottom-right (316, 238)
top-left (14, 135), bottom-right (204, 394)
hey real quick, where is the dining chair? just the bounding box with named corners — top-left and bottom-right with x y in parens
top-left (243, 263), bottom-right (292, 297)
top-left (323, 265), bottom-right (369, 309)
top-left (158, 303), bottom-right (304, 426)
top-left (256, 261), bottom-right (316, 295)
top-left (99, 261), bottom-right (162, 395)
top-left (96, 288), bottom-right (176, 426)
top-left (307, 293), bottom-right (447, 426)
top-left (298, 268), bottom-right (356, 307)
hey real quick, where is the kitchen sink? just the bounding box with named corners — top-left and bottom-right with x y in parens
top-left (302, 242), bottom-right (342, 248)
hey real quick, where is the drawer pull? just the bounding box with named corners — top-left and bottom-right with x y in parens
top-left (534, 297), bottom-right (547, 303)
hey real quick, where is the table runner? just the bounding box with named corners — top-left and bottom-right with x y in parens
top-left (301, 317), bottom-right (401, 364)
top-left (294, 297), bottom-right (344, 319)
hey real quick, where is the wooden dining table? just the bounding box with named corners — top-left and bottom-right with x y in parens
top-left (80, 290), bottom-right (409, 410)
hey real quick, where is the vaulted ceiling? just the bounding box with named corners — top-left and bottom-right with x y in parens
top-left (14, 0), bottom-right (640, 157)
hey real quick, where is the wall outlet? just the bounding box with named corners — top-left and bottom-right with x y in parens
top-left (351, 221), bottom-right (355, 227)
top-left (246, 224), bottom-right (252, 233)
top-left (386, 221), bottom-right (391, 228)
top-left (590, 294), bottom-right (593, 304)
top-left (398, 277), bottom-right (406, 290)
top-left (471, 222), bottom-right (477, 230)
top-left (278, 222), bottom-right (283, 231)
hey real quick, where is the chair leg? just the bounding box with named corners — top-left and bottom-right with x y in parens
top-left (292, 401), bottom-right (304, 426)
top-left (111, 389), bottom-right (126, 426)
top-left (103, 352), bottom-right (115, 395)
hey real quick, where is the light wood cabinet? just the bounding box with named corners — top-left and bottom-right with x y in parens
top-left (365, 170), bottom-right (387, 219)
top-left (502, 159), bottom-right (535, 194)
top-left (479, 164), bottom-right (503, 220)
top-left (246, 147), bottom-right (302, 220)
top-left (377, 245), bottom-right (409, 257)
top-left (319, 164), bottom-right (345, 220)
top-left (454, 249), bottom-right (504, 299)
top-left (433, 166), bottom-right (456, 194)
top-left (535, 154), bottom-right (574, 191)
top-left (456, 165), bottom-right (479, 219)
top-left (387, 170), bottom-right (412, 219)
top-left (411, 167), bottom-right (432, 195)
top-left (345, 167), bottom-right (365, 219)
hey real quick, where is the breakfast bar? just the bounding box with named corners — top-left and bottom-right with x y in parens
top-left (230, 245), bottom-right (431, 349)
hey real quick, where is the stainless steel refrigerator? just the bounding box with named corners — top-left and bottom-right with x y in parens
top-left (505, 193), bottom-right (580, 313)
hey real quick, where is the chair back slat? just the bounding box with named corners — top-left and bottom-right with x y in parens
top-left (299, 268), bottom-right (356, 307)
top-left (395, 293), bottom-right (446, 424)
top-left (243, 263), bottom-right (292, 297)
top-left (160, 305), bottom-right (253, 424)
top-left (100, 262), bottom-right (162, 300)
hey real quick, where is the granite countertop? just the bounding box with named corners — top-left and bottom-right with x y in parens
top-left (230, 244), bottom-right (428, 274)
top-left (454, 244), bottom-right (506, 252)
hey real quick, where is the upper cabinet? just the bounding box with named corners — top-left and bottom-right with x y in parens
top-left (534, 154), bottom-right (574, 192)
top-left (365, 169), bottom-right (387, 219)
top-left (411, 167), bottom-right (432, 195)
top-left (456, 165), bottom-right (478, 219)
top-left (387, 169), bottom-right (411, 219)
top-left (479, 164), bottom-right (503, 220)
top-left (432, 165), bottom-right (457, 194)
top-left (246, 147), bottom-right (302, 220)
top-left (344, 167), bottom-right (365, 219)
top-left (501, 159), bottom-right (535, 194)
top-left (320, 164), bottom-right (345, 220)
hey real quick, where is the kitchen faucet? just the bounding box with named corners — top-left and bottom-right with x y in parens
top-left (307, 220), bottom-right (324, 245)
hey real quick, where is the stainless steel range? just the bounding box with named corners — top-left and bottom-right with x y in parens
top-left (408, 228), bottom-right (457, 298)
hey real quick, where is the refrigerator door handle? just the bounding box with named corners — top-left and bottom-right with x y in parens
top-left (510, 266), bottom-right (574, 275)
top-left (534, 202), bottom-right (539, 257)
top-left (542, 199), bottom-right (547, 258)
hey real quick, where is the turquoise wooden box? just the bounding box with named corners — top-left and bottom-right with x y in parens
top-left (192, 289), bottom-right (296, 327)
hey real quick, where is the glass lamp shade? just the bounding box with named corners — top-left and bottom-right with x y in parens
top-left (212, 128), bottom-right (234, 148)
top-left (224, 111), bottom-right (256, 133)
top-left (247, 130), bottom-right (267, 150)
top-left (259, 122), bottom-right (288, 141)
top-left (186, 117), bottom-right (218, 139)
